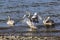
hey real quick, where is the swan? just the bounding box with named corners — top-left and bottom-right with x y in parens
top-left (31, 12), bottom-right (39, 23)
top-left (37, 14), bottom-right (54, 26)
top-left (43, 16), bottom-right (54, 27)
top-left (7, 16), bottom-right (15, 26)
top-left (23, 12), bottom-right (37, 29)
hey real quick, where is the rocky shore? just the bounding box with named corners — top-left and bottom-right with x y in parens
top-left (0, 36), bottom-right (60, 40)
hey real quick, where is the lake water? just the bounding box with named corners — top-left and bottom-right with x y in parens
top-left (0, 0), bottom-right (60, 37)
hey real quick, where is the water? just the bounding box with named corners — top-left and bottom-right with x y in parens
top-left (0, 0), bottom-right (60, 37)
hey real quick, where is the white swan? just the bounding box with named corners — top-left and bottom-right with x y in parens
top-left (23, 12), bottom-right (37, 29)
top-left (43, 16), bottom-right (54, 26)
top-left (7, 16), bottom-right (15, 26)
top-left (38, 15), bottom-right (54, 27)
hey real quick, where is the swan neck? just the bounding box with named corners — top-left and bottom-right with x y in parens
top-left (8, 16), bottom-right (11, 20)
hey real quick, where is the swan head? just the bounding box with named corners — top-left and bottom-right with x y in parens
top-left (47, 16), bottom-right (50, 19)
top-left (23, 15), bottom-right (26, 18)
top-left (34, 12), bottom-right (38, 16)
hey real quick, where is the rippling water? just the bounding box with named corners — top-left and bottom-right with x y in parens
top-left (0, 0), bottom-right (60, 36)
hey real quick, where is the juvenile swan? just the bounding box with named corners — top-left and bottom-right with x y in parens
top-left (7, 16), bottom-right (15, 26)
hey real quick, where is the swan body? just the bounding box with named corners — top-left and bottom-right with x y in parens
top-left (43, 17), bottom-right (54, 27)
top-left (23, 12), bottom-right (39, 29)
top-left (7, 16), bottom-right (15, 26)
